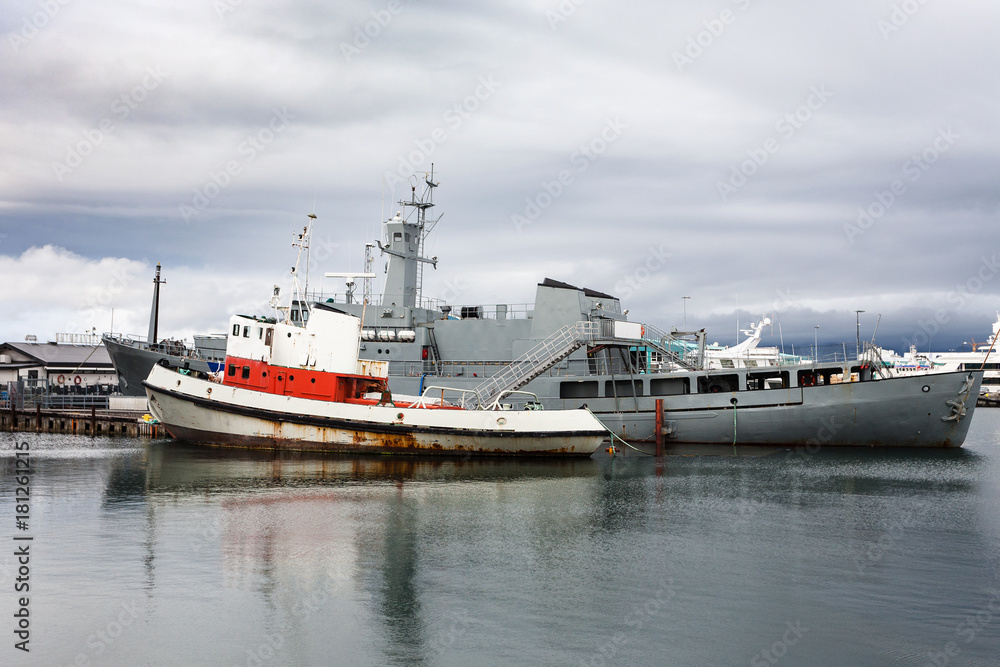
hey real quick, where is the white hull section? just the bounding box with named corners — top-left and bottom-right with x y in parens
top-left (144, 365), bottom-right (606, 456)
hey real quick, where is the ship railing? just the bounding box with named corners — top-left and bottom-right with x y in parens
top-left (595, 320), bottom-right (702, 370)
top-left (413, 386), bottom-right (482, 410)
top-left (2, 385), bottom-right (111, 411)
top-left (403, 356), bottom-right (635, 379)
top-left (56, 332), bottom-right (102, 345)
top-left (103, 331), bottom-right (148, 344)
top-left (486, 389), bottom-right (545, 411)
top-left (103, 331), bottom-right (211, 358)
top-left (470, 321), bottom-right (599, 408)
top-left (428, 302), bottom-right (534, 320)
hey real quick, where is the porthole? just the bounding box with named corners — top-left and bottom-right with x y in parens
top-left (922, 385), bottom-right (930, 392)
top-left (289, 375), bottom-right (294, 381)
top-left (311, 378), bottom-right (316, 384)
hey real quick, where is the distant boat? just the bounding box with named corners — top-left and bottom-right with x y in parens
top-left (102, 263), bottom-right (226, 396)
top-left (875, 313), bottom-right (1000, 400)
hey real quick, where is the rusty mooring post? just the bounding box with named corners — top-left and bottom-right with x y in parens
top-left (655, 398), bottom-right (664, 457)
top-left (91, 405), bottom-right (97, 437)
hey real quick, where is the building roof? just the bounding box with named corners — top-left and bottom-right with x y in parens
top-left (0, 342), bottom-right (114, 368)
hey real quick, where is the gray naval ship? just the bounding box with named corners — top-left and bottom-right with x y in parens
top-left (106, 170), bottom-right (982, 449)
top-left (103, 263), bottom-right (226, 396)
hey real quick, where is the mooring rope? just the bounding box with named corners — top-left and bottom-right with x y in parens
top-left (585, 407), bottom-right (656, 456)
top-left (732, 404), bottom-right (738, 454)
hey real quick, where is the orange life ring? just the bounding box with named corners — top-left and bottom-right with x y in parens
top-left (73, 376), bottom-right (82, 385)
top-left (57, 375), bottom-right (65, 384)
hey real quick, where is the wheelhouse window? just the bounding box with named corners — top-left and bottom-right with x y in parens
top-left (241, 366), bottom-right (250, 379)
top-left (228, 364), bottom-right (236, 376)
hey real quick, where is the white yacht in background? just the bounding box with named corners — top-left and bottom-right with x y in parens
top-left (878, 314), bottom-right (1000, 400)
top-left (701, 319), bottom-right (808, 370)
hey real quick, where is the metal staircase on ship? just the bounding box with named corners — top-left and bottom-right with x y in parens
top-left (469, 320), bottom-right (701, 408)
top-left (471, 321), bottom-right (599, 407)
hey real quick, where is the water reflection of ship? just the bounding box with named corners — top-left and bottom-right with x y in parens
top-left (134, 444), bottom-right (601, 663)
top-left (98, 440), bottom-right (984, 663)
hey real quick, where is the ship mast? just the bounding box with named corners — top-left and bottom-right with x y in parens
top-left (147, 263), bottom-right (165, 345)
top-left (281, 214), bottom-right (314, 325)
top-left (377, 164), bottom-right (440, 308)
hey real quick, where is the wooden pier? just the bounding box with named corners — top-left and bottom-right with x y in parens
top-left (1, 405), bottom-right (165, 438)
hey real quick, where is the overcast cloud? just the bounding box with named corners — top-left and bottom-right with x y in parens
top-left (2, 0), bottom-right (998, 355)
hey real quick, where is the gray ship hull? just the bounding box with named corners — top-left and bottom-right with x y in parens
top-left (103, 335), bottom-right (215, 396)
top-left (386, 370), bottom-right (982, 448)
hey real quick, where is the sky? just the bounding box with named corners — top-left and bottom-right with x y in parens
top-left (2, 0), bottom-right (999, 356)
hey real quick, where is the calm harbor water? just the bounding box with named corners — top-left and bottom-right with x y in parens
top-left (3, 412), bottom-right (1000, 666)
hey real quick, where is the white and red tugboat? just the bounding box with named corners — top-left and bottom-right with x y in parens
top-left (143, 304), bottom-right (608, 456)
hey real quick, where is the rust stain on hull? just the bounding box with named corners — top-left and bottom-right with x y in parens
top-left (166, 424), bottom-right (593, 458)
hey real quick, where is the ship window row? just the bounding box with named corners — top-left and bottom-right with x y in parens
top-left (556, 369), bottom-right (875, 398)
top-left (959, 363), bottom-right (1000, 371)
top-left (227, 364), bottom-right (251, 379)
top-left (560, 378), bottom-right (691, 399)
